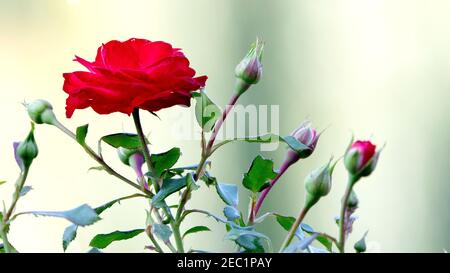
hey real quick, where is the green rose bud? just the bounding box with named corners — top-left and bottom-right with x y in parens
top-left (346, 190), bottom-right (359, 209)
top-left (26, 99), bottom-right (58, 125)
top-left (235, 38), bottom-right (264, 95)
top-left (354, 231), bottom-right (368, 253)
top-left (304, 158), bottom-right (336, 208)
top-left (15, 123), bottom-right (38, 170)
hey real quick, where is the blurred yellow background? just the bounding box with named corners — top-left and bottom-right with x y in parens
top-left (1, 0), bottom-right (449, 253)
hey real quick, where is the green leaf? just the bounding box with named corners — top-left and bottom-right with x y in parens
top-left (60, 193), bottom-right (145, 251)
top-left (300, 223), bottom-right (333, 252)
top-left (87, 248), bottom-right (103, 253)
top-left (283, 234), bottom-right (318, 253)
top-left (152, 224), bottom-right (172, 242)
top-left (0, 181), bottom-right (6, 186)
top-left (225, 227), bottom-right (271, 252)
top-left (214, 134), bottom-right (311, 154)
top-left (242, 156), bottom-right (277, 193)
top-left (236, 235), bottom-right (265, 253)
top-left (276, 215), bottom-right (296, 231)
top-left (152, 177), bottom-right (187, 208)
top-left (150, 148), bottom-right (181, 177)
top-left (62, 224), bottom-right (78, 252)
top-left (193, 90), bottom-right (221, 132)
top-left (76, 124), bottom-right (89, 145)
top-left (215, 182), bottom-right (238, 207)
top-left (223, 206), bottom-right (241, 221)
top-left (19, 186), bottom-right (32, 197)
top-left (186, 173), bottom-right (200, 191)
top-left (199, 172), bottom-right (216, 187)
top-left (182, 226), bottom-right (211, 239)
top-left (89, 229), bottom-right (144, 249)
top-left (101, 133), bottom-right (142, 149)
top-left (27, 204), bottom-right (100, 226)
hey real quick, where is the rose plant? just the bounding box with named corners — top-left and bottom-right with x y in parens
top-left (0, 38), bottom-right (382, 253)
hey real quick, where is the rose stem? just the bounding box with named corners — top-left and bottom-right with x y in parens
top-left (253, 159), bottom-right (291, 218)
top-left (173, 93), bottom-right (241, 251)
top-left (4, 169), bottom-right (29, 222)
top-left (279, 206), bottom-right (310, 252)
top-left (132, 108), bottom-right (184, 253)
top-left (338, 175), bottom-right (357, 253)
top-left (53, 120), bottom-right (151, 196)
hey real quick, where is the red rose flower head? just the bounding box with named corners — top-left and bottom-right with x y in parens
top-left (344, 140), bottom-right (379, 177)
top-left (63, 38), bottom-right (207, 118)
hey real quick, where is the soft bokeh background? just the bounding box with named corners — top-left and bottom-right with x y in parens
top-left (1, 0), bottom-right (449, 253)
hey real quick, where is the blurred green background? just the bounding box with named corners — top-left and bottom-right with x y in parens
top-left (1, 0), bottom-right (449, 253)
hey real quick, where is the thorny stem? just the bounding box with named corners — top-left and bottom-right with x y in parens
top-left (338, 175), bottom-right (358, 253)
top-left (132, 108), bottom-right (184, 253)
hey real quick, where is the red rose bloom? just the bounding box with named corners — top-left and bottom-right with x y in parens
top-left (63, 38), bottom-right (207, 118)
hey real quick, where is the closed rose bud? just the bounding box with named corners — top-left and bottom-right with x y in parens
top-left (117, 148), bottom-right (145, 187)
top-left (344, 140), bottom-right (377, 177)
top-left (304, 159), bottom-right (335, 208)
top-left (15, 123), bottom-right (38, 170)
top-left (286, 122), bottom-right (320, 163)
top-left (26, 99), bottom-right (58, 125)
top-left (346, 190), bottom-right (359, 209)
top-left (354, 231), bottom-right (368, 253)
top-left (235, 38), bottom-right (264, 95)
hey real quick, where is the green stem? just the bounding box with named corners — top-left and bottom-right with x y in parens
top-left (145, 224), bottom-right (164, 253)
top-left (53, 120), bottom-right (151, 196)
top-left (4, 169), bottom-right (29, 222)
top-left (131, 109), bottom-right (158, 192)
top-left (1, 167), bottom-right (30, 253)
top-left (131, 108), bottom-right (184, 253)
top-left (0, 223), bottom-right (11, 253)
top-left (338, 175), bottom-right (357, 253)
top-left (279, 206), bottom-right (310, 252)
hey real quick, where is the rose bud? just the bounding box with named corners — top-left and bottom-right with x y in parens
top-left (26, 99), bottom-right (58, 125)
top-left (118, 148), bottom-right (146, 187)
top-left (304, 158), bottom-right (335, 208)
top-left (15, 123), bottom-right (38, 170)
top-left (344, 140), bottom-right (379, 177)
top-left (285, 122), bottom-right (320, 166)
top-left (235, 38), bottom-right (264, 95)
top-left (346, 190), bottom-right (359, 209)
top-left (354, 231), bottom-right (368, 253)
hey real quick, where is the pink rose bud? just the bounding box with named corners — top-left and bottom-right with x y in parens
top-left (234, 38), bottom-right (264, 95)
top-left (285, 122), bottom-right (320, 164)
top-left (344, 140), bottom-right (378, 177)
top-left (118, 148), bottom-right (146, 189)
